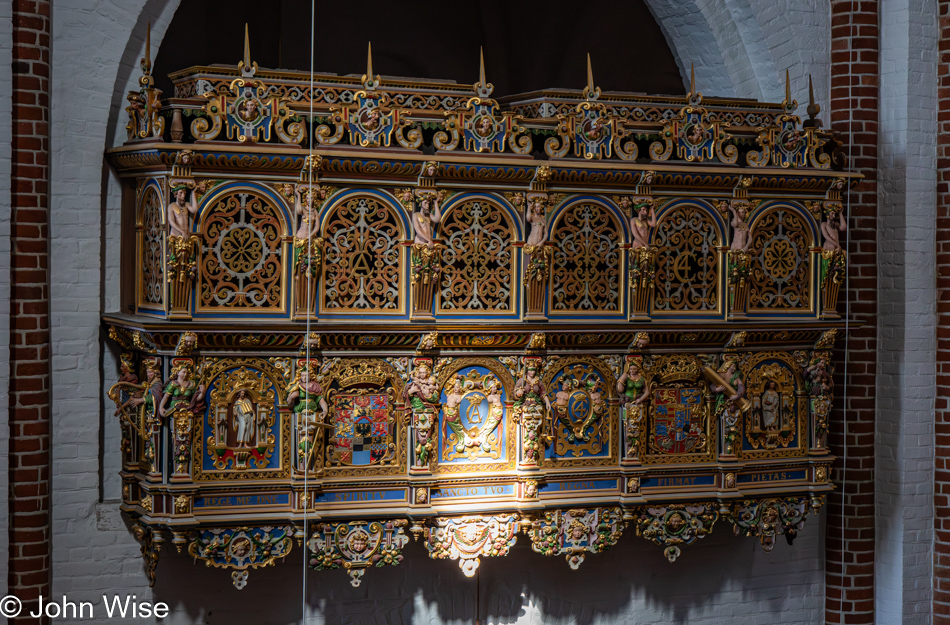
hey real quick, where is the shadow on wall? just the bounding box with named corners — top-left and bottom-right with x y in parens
top-left (152, 514), bottom-right (823, 625)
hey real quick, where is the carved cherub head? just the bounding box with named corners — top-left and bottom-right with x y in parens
top-left (568, 518), bottom-right (587, 541)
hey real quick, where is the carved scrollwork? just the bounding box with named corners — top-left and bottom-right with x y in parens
top-left (550, 203), bottom-right (622, 313)
top-left (528, 507), bottom-right (624, 569)
top-left (308, 520), bottom-right (409, 587)
top-left (635, 503), bottom-right (718, 562)
top-left (198, 191), bottom-right (283, 312)
top-left (425, 515), bottom-right (519, 576)
top-left (438, 199), bottom-right (514, 313)
top-left (188, 526), bottom-right (293, 589)
top-left (728, 497), bottom-right (809, 551)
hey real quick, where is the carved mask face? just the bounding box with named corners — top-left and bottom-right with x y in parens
top-left (350, 532), bottom-right (368, 553)
top-left (571, 524), bottom-right (585, 540)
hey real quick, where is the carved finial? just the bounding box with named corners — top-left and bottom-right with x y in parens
top-left (243, 23), bottom-right (251, 67)
top-left (474, 47), bottom-right (493, 98)
top-left (142, 21), bottom-right (152, 74)
top-left (805, 74), bottom-right (822, 128)
top-left (479, 47), bottom-right (486, 86)
top-left (238, 23), bottom-right (258, 77)
top-left (367, 41), bottom-right (373, 80)
top-left (362, 41), bottom-right (380, 89)
top-left (782, 68), bottom-right (797, 113)
top-left (587, 53), bottom-right (595, 93)
top-left (687, 63), bottom-right (701, 105)
top-left (583, 53), bottom-right (601, 101)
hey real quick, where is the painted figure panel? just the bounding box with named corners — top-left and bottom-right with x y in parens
top-left (204, 366), bottom-right (280, 473)
top-left (744, 358), bottom-right (801, 452)
top-left (438, 366), bottom-right (506, 465)
top-left (545, 362), bottom-right (610, 459)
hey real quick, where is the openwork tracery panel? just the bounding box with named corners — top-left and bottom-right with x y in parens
top-left (198, 191), bottom-right (284, 312)
top-left (748, 208), bottom-right (811, 311)
top-left (438, 199), bottom-right (513, 313)
top-left (550, 203), bottom-right (622, 313)
top-left (138, 187), bottom-right (164, 309)
top-left (652, 205), bottom-right (720, 312)
top-left (322, 196), bottom-right (402, 312)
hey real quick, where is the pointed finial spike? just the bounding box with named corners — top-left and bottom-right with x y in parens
top-left (243, 23), bottom-right (251, 68)
top-left (367, 42), bottom-right (374, 79)
top-left (479, 47), bottom-right (486, 86)
top-left (587, 53), bottom-right (595, 93)
top-left (145, 21), bottom-right (151, 66)
top-left (785, 69), bottom-right (791, 102)
top-left (808, 74), bottom-right (815, 106)
top-left (690, 63), bottom-right (696, 94)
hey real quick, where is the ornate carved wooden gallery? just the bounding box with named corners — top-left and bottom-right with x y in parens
top-left (105, 32), bottom-right (854, 588)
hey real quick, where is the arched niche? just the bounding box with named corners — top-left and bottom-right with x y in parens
top-left (437, 195), bottom-right (519, 315)
top-left (320, 194), bottom-right (405, 315)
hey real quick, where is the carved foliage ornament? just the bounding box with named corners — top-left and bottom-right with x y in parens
top-left (188, 526), bottom-right (293, 589)
top-left (528, 507), bottom-right (624, 569)
top-left (308, 520), bottom-right (409, 587)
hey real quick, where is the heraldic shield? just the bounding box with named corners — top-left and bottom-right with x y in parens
top-left (651, 387), bottom-right (705, 454)
top-left (329, 392), bottom-right (394, 466)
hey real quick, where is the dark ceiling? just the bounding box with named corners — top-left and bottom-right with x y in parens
top-left (152, 0), bottom-right (684, 99)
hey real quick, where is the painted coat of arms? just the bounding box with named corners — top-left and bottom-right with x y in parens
top-left (650, 387), bottom-right (706, 454)
top-left (328, 390), bottom-right (395, 466)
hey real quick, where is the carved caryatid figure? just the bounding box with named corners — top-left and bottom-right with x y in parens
top-left (404, 361), bottom-right (441, 468)
top-left (629, 198), bottom-right (657, 250)
top-left (159, 362), bottom-right (206, 419)
top-left (232, 389), bottom-right (256, 447)
top-left (821, 203), bottom-right (846, 251)
top-left (727, 201), bottom-right (752, 253)
top-left (412, 191), bottom-right (442, 248)
top-left (513, 360), bottom-right (551, 465)
top-left (293, 184), bottom-right (327, 241)
top-left (287, 365), bottom-right (329, 470)
top-left (167, 183), bottom-right (198, 240)
top-left (712, 360), bottom-right (745, 417)
top-left (711, 360), bottom-right (745, 456)
top-left (617, 359), bottom-right (650, 458)
top-left (617, 361), bottom-right (650, 407)
top-left (525, 193), bottom-right (548, 251)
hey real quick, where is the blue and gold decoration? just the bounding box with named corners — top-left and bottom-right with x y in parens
top-left (105, 28), bottom-right (849, 588)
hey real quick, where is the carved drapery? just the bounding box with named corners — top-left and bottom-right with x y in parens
top-left (198, 192), bottom-right (284, 312)
top-left (322, 196), bottom-right (402, 312)
top-left (550, 203), bottom-right (622, 313)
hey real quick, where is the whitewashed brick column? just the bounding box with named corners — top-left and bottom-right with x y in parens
top-left (876, 0), bottom-right (937, 623)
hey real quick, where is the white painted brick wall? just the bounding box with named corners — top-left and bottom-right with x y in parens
top-left (876, 0), bottom-right (937, 623)
top-left (643, 0), bottom-right (830, 116)
top-left (0, 0), bottom-right (13, 601)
